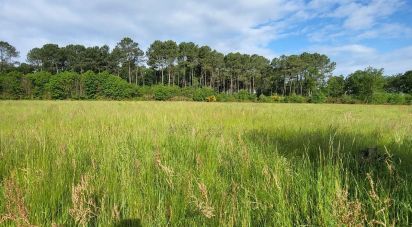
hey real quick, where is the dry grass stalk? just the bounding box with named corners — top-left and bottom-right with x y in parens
top-left (334, 186), bottom-right (364, 226)
top-left (154, 151), bottom-right (174, 187)
top-left (366, 173), bottom-right (393, 226)
top-left (111, 204), bottom-right (120, 221)
top-left (0, 177), bottom-right (36, 227)
top-left (366, 173), bottom-right (379, 201)
top-left (192, 182), bottom-right (215, 219)
top-left (69, 175), bottom-right (97, 226)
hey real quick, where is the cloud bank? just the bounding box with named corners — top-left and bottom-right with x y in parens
top-left (1, 0), bottom-right (411, 75)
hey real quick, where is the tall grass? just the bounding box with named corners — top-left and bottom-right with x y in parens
top-left (0, 101), bottom-right (411, 226)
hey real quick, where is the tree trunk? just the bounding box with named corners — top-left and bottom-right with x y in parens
top-left (168, 67), bottom-right (171, 86)
top-left (128, 62), bottom-right (131, 83)
top-left (191, 68), bottom-right (193, 86)
top-left (135, 68), bottom-right (138, 85)
top-left (252, 76), bottom-right (255, 94)
top-left (161, 69), bottom-right (164, 85)
top-left (230, 75), bottom-right (233, 94)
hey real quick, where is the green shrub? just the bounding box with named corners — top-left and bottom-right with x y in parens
top-left (153, 85), bottom-right (180, 101)
top-left (258, 94), bottom-right (272, 103)
top-left (309, 91), bottom-right (327, 103)
top-left (25, 71), bottom-right (52, 99)
top-left (285, 94), bottom-right (306, 103)
top-left (341, 95), bottom-right (358, 104)
top-left (271, 95), bottom-right (285, 103)
top-left (387, 93), bottom-right (406, 104)
top-left (180, 87), bottom-right (196, 99)
top-left (0, 71), bottom-right (25, 99)
top-left (169, 96), bottom-right (193, 101)
top-left (371, 92), bottom-right (389, 104)
top-left (216, 93), bottom-right (236, 102)
top-left (83, 71), bottom-right (102, 99)
top-left (46, 72), bottom-right (81, 99)
top-left (235, 90), bottom-right (256, 101)
top-left (82, 71), bottom-right (136, 99)
top-left (135, 85), bottom-right (153, 97)
top-left (193, 87), bottom-right (215, 101)
top-left (101, 74), bottom-right (136, 99)
top-left (405, 94), bottom-right (412, 105)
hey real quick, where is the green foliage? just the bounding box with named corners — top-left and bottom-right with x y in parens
top-left (215, 93), bottom-right (236, 102)
top-left (387, 93), bottom-right (406, 104)
top-left (152, 85), bottom-right (180, 100)
top-left (385, 71), bottom-right (412, 94)
top-left (258, 94), bottom-right (272, 102)
top-left (179, 87), bottom-right (196, 99)
top-left (46, 72), bottom-right (81, 99)
top-left (100, 73), bottom-right (137, 99)
top-left (371, 92), bottom-right (389, 104)
top-left (25, 71), bottom-right (52, 98)
top-left (236, 89), bottom-right (257, 101)
top-left (285, 94), bottom-right (307, 103)
top-left (309, 91), bottom-right (327, 103)
top-left (0, 71), bottom-right (24, 99)
top-left (346, 67), bottom-right (386, 102)
top-left (405, 94), bottom-right (412, 104)
top-left (82, 71), bottom-right (137, 99)
top-left (271, 95), bottom-right (285, 103)
top-left (341, 94), bottom-right (360, 104)
top-left (193, 87), bottom-right (215, 101)
top-left (327, 75), bottom-right (345, 97)
top-left (168, 96), bottom-right (193, 101)
top-left (2, 38), bottom-right (410, 105)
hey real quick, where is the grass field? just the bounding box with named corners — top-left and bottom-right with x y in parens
top-left (0, 101), bottom-right (411, 226)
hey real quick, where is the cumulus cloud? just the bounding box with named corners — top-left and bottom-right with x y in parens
top-left (0, 0), bottom-right (411, 74)
top-left (309, 44), bottom-right (412, 75)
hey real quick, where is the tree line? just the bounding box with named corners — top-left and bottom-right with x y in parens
top-left (0, 38), bottom-right (411, 104)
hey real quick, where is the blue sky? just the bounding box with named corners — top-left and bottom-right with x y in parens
top-left (1, 0), bottom-right (411, 75)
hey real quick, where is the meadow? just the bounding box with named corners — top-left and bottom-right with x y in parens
top-left (0, 101), bottom-right (411, 226)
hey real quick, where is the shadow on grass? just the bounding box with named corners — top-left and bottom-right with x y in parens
top-left (113, 218), bottom-right (142, 227)
top-left (243, 127), bottom-right (412, 180)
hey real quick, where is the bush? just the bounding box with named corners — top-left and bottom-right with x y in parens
top-left (206, 95), bottom-right (216, 102)
top-left (193, 87), bottom-right (215, 101)
top-left (136, 86), bottom-right (153, 97)
top-left (405, 94), bottom-right (412, 105)
top-left (309, 91), bottom-right (327, 103)
top-left (271, 95), bottom-right (285, 103)
top-left (153, 85), bottom-right (180, 101)
top-left (371, 92), bottom-right (389, 104)
top-left (216, 93), bottom-right (236, 102)
top-left (46, 72), bottom-right (81, 99)
top-left (168, 96), bottom-right (193, 101)
top-left (340, 95), bottom-right (359, 104)
top-left (0, 72), bottom-right (25, 99)
top-left (235, 90), bottom-right (256, 101)
top-left (258, 94), bottom-right (272, 103)
top-left (387, 93), bottom-right (406, 104)
top-left (101, 75), bottom-right (136, 99)
top-left (180, 87), bottom-right (196, 99)
top-left (83, 71), bottom-right (136, 99)
top-left (285, 94), bottom-right (306, 103)
top-left (25, 71), bottom-right (52, 99)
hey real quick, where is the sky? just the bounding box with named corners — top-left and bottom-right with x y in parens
top-left (1, 0), bottom-right (411, 75)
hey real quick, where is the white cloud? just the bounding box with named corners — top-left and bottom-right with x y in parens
top-left (0, 0), bottom-right (411, 74)
top-left (309, 44), bottom-right (412, 75)
top-left (331, 0), bottom-right (404, 30)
